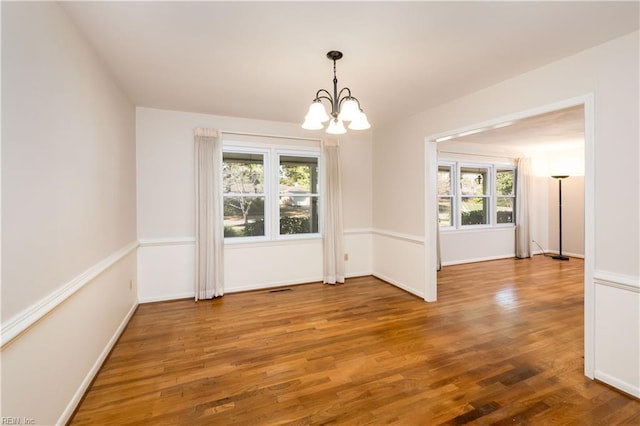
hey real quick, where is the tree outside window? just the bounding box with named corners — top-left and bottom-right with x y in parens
top-left (223, 152), bottom-right (266, 237)
top-left (438, 165), bottom-right (454, 227)
top-left (438, 162), bottom-right (516, 229)
top-left (460, 167), bottom-right (489, 226)
top-left (279, 156), bottom-right (319, 235)
top-left (223, 146), bottom-right (321, 240)
top-left (496, 169), bottom-right (515, 224)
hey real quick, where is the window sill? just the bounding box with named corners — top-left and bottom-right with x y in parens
top-left (440, 226), bottom-right (515, 235)
top-left (224, 235), bottom-right (322, 249)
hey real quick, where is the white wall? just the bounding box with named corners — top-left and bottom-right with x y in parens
top-left (372, 32), bottom-right (639, 395)
top-left (441, 228), bottom-right (516, 265)
top-left (1, 3), bottom-right (138, 424)
top-left (136, 107), bottom-right (373, 302)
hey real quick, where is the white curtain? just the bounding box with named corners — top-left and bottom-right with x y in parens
top-left (515, 157), bottom-right (532, 258)
top-left (194, 128), bottom-right (224, 299)
top-left (322, 138), bottom-right (345, 284)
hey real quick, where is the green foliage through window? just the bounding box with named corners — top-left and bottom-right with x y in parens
top-left (222, 148), bottom-right (321, 239)
top-left (439, 162), bottom-right (516, 228)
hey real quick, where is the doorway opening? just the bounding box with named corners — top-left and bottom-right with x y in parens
top-left (424, 94), bottom-right (594, 378)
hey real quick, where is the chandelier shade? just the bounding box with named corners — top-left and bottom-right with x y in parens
top-left (326, 118), bottom-right (347, 135)
top-left (348, 110), bottom-right (371, 130)
top-left (302, 51), bottom-right (370, 134)
top-left (302, 117), bottom-right (324, 130)
top-left (304, 100), bottom-right (330, 123)
top-left (337, 98), bottom-right (360, 122)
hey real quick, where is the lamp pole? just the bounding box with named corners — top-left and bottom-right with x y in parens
top-left (551, 175), bottom-right (570, 261)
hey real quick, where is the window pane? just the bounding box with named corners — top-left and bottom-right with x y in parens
top-left (279, 155), bottom-right (319, 235)
top-left (496, 170), bottom-right (514, 196)
top-left (461, 197), bottom-right (489, 225)
top-left (224, 196), bottom-right (265, 237)
top-left (223, 152), bottom-right (264, 194)
top-left (438, 167), bottom-right (451, 195)
top-left (497, 197), bottom-right (514, 224)
top-left (438, 197), bottom-right (452, 227)
top-left (279, 156), bottom-right (318, 193)
top-left (460, 168), bottom-right (488, 196)
top-left (279, 196), bottom-right (319, 234)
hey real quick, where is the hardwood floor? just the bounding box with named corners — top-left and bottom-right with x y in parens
top-left (70, 256), bottom-right (640, 425)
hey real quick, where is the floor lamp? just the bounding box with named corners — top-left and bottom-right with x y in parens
top-left (551, 175), bottom-right (570, 261)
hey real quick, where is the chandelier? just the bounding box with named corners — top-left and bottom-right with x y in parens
top-left (302, 51), bottom-right (370, 134)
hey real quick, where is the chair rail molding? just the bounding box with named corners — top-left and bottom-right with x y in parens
top-left (0, 240), bottom-right (139, 348)
top-left (372, 228), bottom-right (424, 245)
top-left (593, 270), bottom-right (640, 293)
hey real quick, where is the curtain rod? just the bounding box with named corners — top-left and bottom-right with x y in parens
top-left (222, 130), bottom-right (322, 143)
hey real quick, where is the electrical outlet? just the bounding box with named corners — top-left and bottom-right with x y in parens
top-left (344, 253), bottom-right (349, 261)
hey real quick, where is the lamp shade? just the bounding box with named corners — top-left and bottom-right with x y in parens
top-left (326, 119), bottom-right (347, 134)
top-left (301, 117), bottom-right (324, 130)
top-left (348, 110), bottom-right (371, 130)
top-left (338, 98), bottom-right (360, 122)
top-left (305, 101), bottom-right (330, 123)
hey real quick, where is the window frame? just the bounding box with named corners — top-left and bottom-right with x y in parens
top-left (275, 150), bottom-right (321, 240)
top-left (494, 167), bottom-right (516, 227)
top-left (437, 162), bottom-right (456, 230)
top-left (223, 141), bottom-right (322, 243)
top-left (458, 164), bottom-right (492, 229)
top-left (438, 161), bottom-right (516, 232)
top-left (222, 147), bottom-right (270, 243)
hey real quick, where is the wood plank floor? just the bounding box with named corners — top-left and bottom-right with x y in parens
top-left (70, 256), bottom-right (640, 425)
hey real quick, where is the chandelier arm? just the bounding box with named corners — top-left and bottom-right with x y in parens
top-left (338, 94), bottom-right (363, 111)
top-left (314, 95), bottom-right (333, 105)
top-left (314, 89), bottom-right (334, 101)
top-left (337, 87), bottom-right (352, 102)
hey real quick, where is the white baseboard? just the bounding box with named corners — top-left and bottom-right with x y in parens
top-left (545, 249), bottom-right (585, 259)
top-left (442, 253), bottom-right (515, 267)
top-left (372, 272), bottom-right (424, 299)
top-left (139, 292), bottom-right (195, 304)
top-left (346, 271), bottom-right (373, 279)
top-left (57, 301), bottom-right (138, 425)
top-left (139, 279), bottom-right (324, 303)
top-left (138, 272), bottom-right (374, 304)
top-left (441, 251), bottom-right (585, 266)
top-left (594, 370), bottom-right (640, 398)
top-left (225, 276), bottom-right (323, 294)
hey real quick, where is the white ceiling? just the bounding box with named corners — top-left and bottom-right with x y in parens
top-left (61, 1), bottom-right (639, 130)
top-left (439, 104), bottom-right (586, 155)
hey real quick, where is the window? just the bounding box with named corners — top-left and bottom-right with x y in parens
top-left (279, 155), bottom-right (319, 235)
top-left (460, 166), bottom-right (490, 226)
top-left (223, 141), bottom-right (321, 241)
top-left (438, 161), bottom-right (516, 230)
top-left (495, 169), bottom-right (515, 224)
top-left (438, 164), bottom-right (454, 227)
top-left (223, 151), bottom-right (267, 238)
